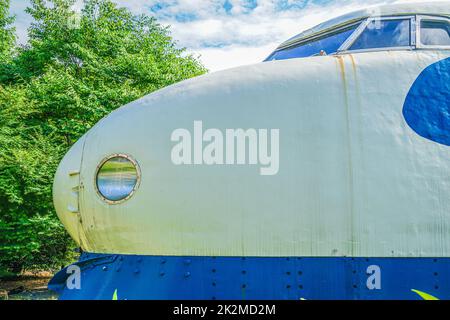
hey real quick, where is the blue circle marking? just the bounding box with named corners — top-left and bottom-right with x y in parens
top-left (403, 57), bottom-right (450, 146)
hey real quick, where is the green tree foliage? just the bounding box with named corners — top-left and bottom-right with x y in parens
top-left (0, 0), bottom-right (206, 272)
top-left (0, 0), bottom-right (15, 59)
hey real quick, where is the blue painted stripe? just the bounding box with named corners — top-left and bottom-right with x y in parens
top-left (49, 253), bottom-right (449, 300)
top-left (403, 57), bottom-right (450, 146)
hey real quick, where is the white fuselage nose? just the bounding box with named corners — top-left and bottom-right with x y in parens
top-left (53, 50), bottom-right (450, 258)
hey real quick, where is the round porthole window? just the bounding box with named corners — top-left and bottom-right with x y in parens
top-left (95, 154), bottom-right (140, 204)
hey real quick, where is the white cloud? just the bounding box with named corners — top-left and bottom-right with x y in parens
top-left (113, 0), bottom-right (393, 71)
top-left (194, 42), bottom-right (278, 72)
top-left (9, 0), bottom-right (447, 71)
top-left (9, 0), bottom-right (29, 45)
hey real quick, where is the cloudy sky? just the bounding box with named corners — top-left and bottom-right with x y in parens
top-left (8, 0), bottom-right (436, 72)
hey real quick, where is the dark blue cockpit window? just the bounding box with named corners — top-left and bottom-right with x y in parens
top-left (421, 20), bottom-right (450, 46)
top-left (265, 24), bottom-right (358, 61)
top-left (350, 19), bottom-right (411, 50)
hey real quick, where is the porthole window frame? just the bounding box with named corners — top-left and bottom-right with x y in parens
top-left (94, 153), bottom-right (141, 205)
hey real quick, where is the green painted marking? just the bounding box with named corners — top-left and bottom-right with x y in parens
top-left (112, 289), bottom-right (118, 300)
top-left (411, 289), bottom-right (439, 300)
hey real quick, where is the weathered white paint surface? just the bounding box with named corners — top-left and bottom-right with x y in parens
top-left (53, 49), bottom-right (450, 258)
